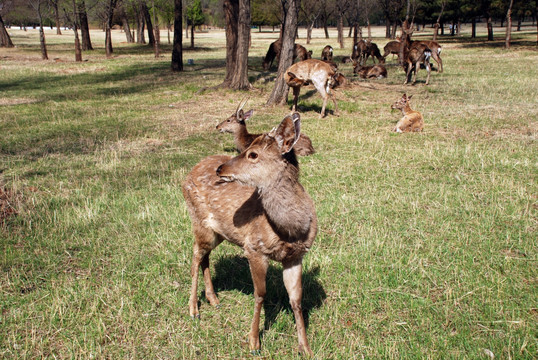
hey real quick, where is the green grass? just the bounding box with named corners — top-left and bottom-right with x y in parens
top-left (1, 26), bottom-right (537, 359)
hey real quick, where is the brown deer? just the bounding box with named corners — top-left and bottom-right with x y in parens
top-left (403, 43), bottom-right (432, 85)
top-left (321, 45), bottom-right (333, 61)
top-left (352, 40), bottom-right (385, 65)
top-left (216, 100), bottom-right (315, 156)
top-left (410, 40), bottom-right (443, 72)
top-left (183, 113), bottom-right (317, 356)
top-left (285, 59), bottom-right (346, 118)
top-left (262, 39), bottom-right (312, 71)
top-left (391, 93), bottom-right (424, 132)
top-left (382, 40), bottom-right (401, 60)
top-left (353, 63), bottom-right (387, 79)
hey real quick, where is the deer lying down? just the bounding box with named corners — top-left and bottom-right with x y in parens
top-left (183, 113), bottom-right (317, 355)
top-left (216, 102), bottom-right (315, 156)
top-left (353, 63), bottom-right (387, 79)
top-left (285, 59), bottom-right (346, 118)
top-left (391, 93), bottom-right (424, 132)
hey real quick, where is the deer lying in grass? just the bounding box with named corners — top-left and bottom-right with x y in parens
top-left (353, 63), bottom-right (387, 79)
top-left (262, 39), bottom-right (312, 71)
top-left (403, 43), bottom-right (432, 85)
top-left (391, 93), bottom-right (424, 132)
top-left (216, 100), bottom-right (315, 156)
top-left (321, 45), bottom-right (333, 61)
top-left (285, 59), bottom-right (346, 118)
top-left (183, 113), bottom-right (317, 356)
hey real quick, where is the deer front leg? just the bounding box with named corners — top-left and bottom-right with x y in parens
top-left (291, 86), bottom-right (300, 112)
top-left (247, 255), bottom-right (268, 354)
top-left (283, 260), bottom-right (312, 356)
top-left (425, 62), bottom-right (431, 85)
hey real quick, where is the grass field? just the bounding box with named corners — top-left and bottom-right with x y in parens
top-left (1, 24), bottom-right (537, 359)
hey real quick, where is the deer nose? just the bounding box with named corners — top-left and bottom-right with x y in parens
top-left (216, 165), bottom-right (223, 176)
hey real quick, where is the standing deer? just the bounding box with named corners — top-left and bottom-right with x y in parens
top-left (352, 40), bottom-right (385, 65)
top-left (321, 45), bottom-right (333, 61)
top-left (216, 100), bottom-right (315, 156)
top-left (410, 40), bottom-right (443, 72)
top-left (183, 113), bottom-right (317, 356)
top-left (285, 59), bottom-right (346, 118)
top-left (403, 43), bottom-right (432, 85)
top-left (263, 39), bottom-right (312, 71)
top-left (391, 93), bottom-right (424, 132)
top-left (383, 40), bottom-right (401, 60)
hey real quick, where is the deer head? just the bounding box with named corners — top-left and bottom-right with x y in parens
top-left (216, 113), bottom-right (301, 189)
top-left (391, 93), bottom-right (412, 110)
top-left (216, 98), bottom-right (253, 133)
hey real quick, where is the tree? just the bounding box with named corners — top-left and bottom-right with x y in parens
top-left (186, 0), bottom-right (204, 49)
top-left (77, 0), bottom-right (93, 50)
top-left (221, 0), bottom-right (251, 89)
top-left (63, 0), bottom-right (82, 61)
top-left (104, 0), bottom-right (118, 58)
top-left (28, 0), bottom-right (48, 59)
top-left (433, 0), bottom-right (447, 41)
top-left (171, 0), bottom-right (183, 71)
top-left (266, 0), bottom-right (298, 107)
top-left (0, 13), bottom-right (14, 47)
top-left (49, 0), bottom-right (62, 34)
top-left (504, 0), bottom-right (514, 48)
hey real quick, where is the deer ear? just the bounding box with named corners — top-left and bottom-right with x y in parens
top-left (243, 109), bottom-right (253, 121)
top-left (407, 94), bottom-right (413, 100)
top-left (274, 113), bottom-right (301, 154)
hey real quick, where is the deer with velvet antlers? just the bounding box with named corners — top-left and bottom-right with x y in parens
top-left (183, 113), bottom-right (317, 356)
top-left (216, 99), bottom-right (315, 156)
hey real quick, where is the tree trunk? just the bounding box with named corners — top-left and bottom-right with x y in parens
top-left (142, 3), bottom-right (155, 47)
top-left (230, 0), bottom-right (251, 89)
top-left (154, 23), bottom-right (160, 57)
top-left (487, 15), bottom-right (493, 41)
top-left (505, 0), bottom-right (514, 49)
top-left (0, 15), bottom-right (14, 47)
top-left (171, 0), bottom-right (183, 71)
top-left (105, 0), bottom-right (117, 58)
top-left (385, 21), bottom-right (391, 38)
top-left (266, 0), bottom-right (298, 107)
top-left (78, 1), bottom-right (93, 50)
top-left (122, 12), bottom-right (134, 43)
top-left (190, 24), bottom-right (195, 48)
top-left (52, 1), bottom-right (62, 35)
top-left (71, 0), bottom-right (82, 61)
top-left (391, 21), bottom-right (398, 39)
top-left (38, 18), bottom-right (48, 60)
top-left (222, 0), bottom-right (238, 86)
top-left (337, 13), bottom-right (344, 48)
top-left (136, 5), bottom-right (146, 44)
top-left (306, 22), bottom-right (313, 44)
top-left (471, 17), bottom-right (476, 38)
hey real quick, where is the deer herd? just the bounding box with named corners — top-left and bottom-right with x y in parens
top-left (183, 30), bottom-right (438, 357)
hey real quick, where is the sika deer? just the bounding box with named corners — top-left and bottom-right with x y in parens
top-left (216, 100), bottom-right (315, 156)
top-left (383, 40), bottom-right (401, 60)
top-left (285, 59), bottom-right (346, 118)
top-left (403, 43), bottom-right (432, 85)
top-left (183, 113), bottom-right (317, 355)
top-left (263, 39), bottom-right (312, 71)
top-left (391, 93), bottom-right (424, 132)
top-left (410, 40), bottom-right (443, 72)
top-left (353, 63), bottom-right (387, 79)
top-left (321, 45), bottom-right (333, 61)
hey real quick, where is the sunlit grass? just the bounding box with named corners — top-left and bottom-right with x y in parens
top-left (1, 26), bottom-right (537, 359)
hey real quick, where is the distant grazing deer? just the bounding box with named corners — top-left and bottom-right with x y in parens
top-left (383, 40), bottom-right (401, 60)
top-left (391, 93), bottom-right (424, 132)
top-left (403, 43), bottom-right (432, 85)
top-left (321, 45), bottom-right (333, 61)
top-left (353, 63), bottom-right (387, 79)
top-left (263, 39), bottom-right (312, 71)
top-left (216, 100), bottom-right (315, 156)
top-left (410, 40), bottom-right (443, 72)
top-left (352, 40), bottom-right (385, 65)
top-left (183, 113), bottom-right (317, 355)
top-left (285, 59), bottom-right (346, 118)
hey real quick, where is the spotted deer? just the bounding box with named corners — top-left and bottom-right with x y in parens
top-left (391, 93), bottom-right (424, 132)
top-left (216, 100), bottom-right (315, 156)
top-left (182, 113), bottom-right (317, 355)
top-left (285, 59), bottom-right (345, 118)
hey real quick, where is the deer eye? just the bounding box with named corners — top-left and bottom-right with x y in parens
top-left (248, 152), bottom-right (258, 160)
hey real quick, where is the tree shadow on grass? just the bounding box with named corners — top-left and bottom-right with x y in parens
top-left (209, 255), bottom-right (326, 334)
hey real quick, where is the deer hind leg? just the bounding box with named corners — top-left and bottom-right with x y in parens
top-left (247, 254), bottom-right (268, 354)
top-left (189, 225), bottom-right (220, 319)
top-left (291, 86), bottom-right (301, 112)
top-left (283, 260), bottom-right (312, 356)
top-left (425, 61), bottom-right (431, 85)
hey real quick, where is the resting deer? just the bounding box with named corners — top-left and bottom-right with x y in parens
top-left (183, 113), bottom-right (317, 356)
top-left (391, 93), bottom-right (424, 132)
top-left (321, 45), bottom-right (333, 62)
top-left (353, 63), bottom-right (387, 79)
top-left (285, 59), bottom-right (346, 118)
top-left (216, 100), bottom-right (315, 156)
top-left (403, 43), bottom-right (432, 85)
top-left (263, 39), bottom-right (312, 71)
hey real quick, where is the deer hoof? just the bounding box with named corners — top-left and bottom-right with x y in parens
top-left (250, 350), bottom-right (262, 356)
top-left (190, 314), bottom-right (201, 321)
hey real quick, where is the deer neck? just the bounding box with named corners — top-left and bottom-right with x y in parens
top-left (400, 103), bottom-right (414, 116)
top-left (234, 124), bottom-right (251, 148)
top-left (257, 162), bottom-right (313, 240)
